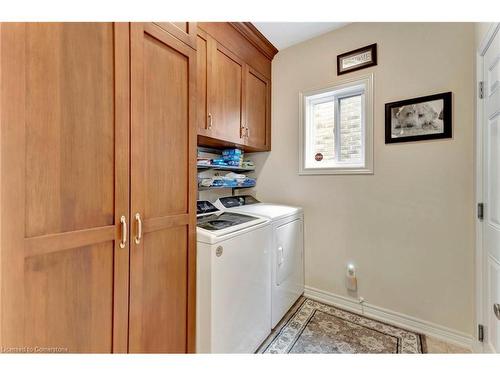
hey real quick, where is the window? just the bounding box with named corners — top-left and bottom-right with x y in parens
top-left (299, 74), bottom-right (373, 174)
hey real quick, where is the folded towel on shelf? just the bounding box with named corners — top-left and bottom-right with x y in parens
top-left (241, 160), bottom-right (254, 168)
top-left (211, 177), bottom-right (224, 187)
top-left (240, 178), bottom-right (256, 187)
top-left (211, 158), bottom-right (228, 166)
top-left (224, 172), bottom-right (246, 182)
top-left (222, 148), bottom-right (243, 157)
top-left (197, 158), bottom-right (211, 166)
top-left (199, 178), bottom-right (213, 187)
top-left (222, 148), bottom-right (244, 166)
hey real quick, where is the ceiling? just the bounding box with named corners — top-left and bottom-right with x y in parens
top-left (253, 22), bottom-right (349, 50)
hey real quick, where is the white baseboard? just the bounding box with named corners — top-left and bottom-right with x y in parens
top-left (304, 286), bottom-right (474, 351)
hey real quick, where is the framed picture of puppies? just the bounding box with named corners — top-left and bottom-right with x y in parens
top-left (385, 92), bottom-right (452, 144)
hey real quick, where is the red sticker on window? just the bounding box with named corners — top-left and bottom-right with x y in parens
top-left (315, 153), bottom-right (323, 161)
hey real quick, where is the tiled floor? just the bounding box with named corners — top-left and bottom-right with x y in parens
top-left (259, 296), bottom-right (472, 354)
top-left (425, 336), bottom-right (471, 353)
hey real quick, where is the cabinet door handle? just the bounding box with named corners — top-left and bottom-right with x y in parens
top-left (241, 124), bottom-right (249, 138)
top-left (119, 215), bottom-right (127, 249)
top-left (208, 113), bottom-right (213, 130)
top-left (134, 213), bottom-right (143, 245)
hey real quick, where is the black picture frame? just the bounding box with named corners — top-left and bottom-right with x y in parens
top-left (385, 92), bottom-right (452, 144)
top-left (337, 43), bottom-right (377, 75)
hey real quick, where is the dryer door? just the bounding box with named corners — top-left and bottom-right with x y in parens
top-left (276, 219), bottom-right (302, 286)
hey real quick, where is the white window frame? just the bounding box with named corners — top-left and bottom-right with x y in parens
top-left (299, 73), bottom-right (374, 175)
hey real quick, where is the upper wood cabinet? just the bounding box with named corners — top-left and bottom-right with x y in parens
top-left (244, 65), bottom-right (271, 150)
top-left (197, 23), bottom-right (277, 152)
top-left (197, 29), bottom-right (209, 136)
top-left (209, 39), bottom-right (245, 145)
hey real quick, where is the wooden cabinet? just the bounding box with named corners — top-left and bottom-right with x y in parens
top-left (197, 29), bottom-right (210, 137)
top-left (197, 23), bottom-right (276, 152)
top-left (198, 31), bottom-right (245, 145)
top-left (209, 40), bottom-right (245, 144)
top-left (129, 22), bottom-right (197, 353)
top-left (0, 22), bottom-right (196, 353)
top-left (244, 65), bottom-right (271, 150)
top-left (154, 22), bottom-right (197, 49)
top-left (0, 22), bottom-right (130, 353)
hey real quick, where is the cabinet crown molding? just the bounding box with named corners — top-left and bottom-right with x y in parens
top-left (229, 22), bottom-right (278, 60)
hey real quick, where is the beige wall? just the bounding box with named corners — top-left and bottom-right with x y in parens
top-left (252, 23), bottom-right (475, 335)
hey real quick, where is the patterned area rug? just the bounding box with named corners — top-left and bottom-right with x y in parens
top-left (262, 298), bottom-right (426, 354)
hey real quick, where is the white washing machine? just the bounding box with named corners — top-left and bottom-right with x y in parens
top-left (214, 195), bottom-right (304, 328)
top-left (196, 200), bottom-right (271, 353)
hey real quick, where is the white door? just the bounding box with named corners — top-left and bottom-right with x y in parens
top-left (482, 25), bottom-right (500, 353)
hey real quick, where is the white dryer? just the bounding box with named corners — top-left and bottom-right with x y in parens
top-left (196, 200), bottom-right (271, 353)
top-left (214, 195), bottom-right (304, 328)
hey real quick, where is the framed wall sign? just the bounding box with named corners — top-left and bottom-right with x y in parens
top-left (385, 92), bottom-right (452, 144)
top-left (337, 43), bottom-right (377, 75)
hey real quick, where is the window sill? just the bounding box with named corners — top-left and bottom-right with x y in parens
top-left (298, 167), bottom-right (373, 175)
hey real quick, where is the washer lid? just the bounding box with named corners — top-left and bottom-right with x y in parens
top-left (225, 203), bottom-right (303, 220)
top-left (197, 212), bottom-right (260, 231)
top-left (196, 213), bottom-right (269, 244)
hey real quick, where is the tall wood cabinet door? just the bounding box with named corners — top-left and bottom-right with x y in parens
top-left (0, 23), bottom-right (130, 353)
top-left (244, 65), bottom-right (271, 151)
top-left (129, 23), bottom-right (197, 353)
top-left (154, 22), bottom-right (197, 49)
top-left (208, 39), bottom-right (245, 144)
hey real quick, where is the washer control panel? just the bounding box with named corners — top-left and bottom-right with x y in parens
top-left (218, 195), bottom-right (260, 208)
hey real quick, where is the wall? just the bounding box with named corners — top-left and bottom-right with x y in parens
top-left (251, 23), bottom-right (475, 336)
